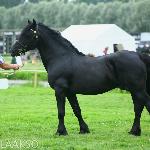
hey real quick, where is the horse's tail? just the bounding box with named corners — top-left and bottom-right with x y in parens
top-left (138, 53), bottom-right (150, 112)
top-left (138, 53), bottom-right (150, 92)
top-left (138, 53), bottom-right (150, 66)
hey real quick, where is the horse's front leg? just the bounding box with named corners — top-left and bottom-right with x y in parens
top-left (54, 86), bottom-right (68, 135)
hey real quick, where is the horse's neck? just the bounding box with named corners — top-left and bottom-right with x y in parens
top-left (37, 33), bottom-right (72, 71)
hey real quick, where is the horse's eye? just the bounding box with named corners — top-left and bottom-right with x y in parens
top-left (24, 32), bottom-right (31, 38)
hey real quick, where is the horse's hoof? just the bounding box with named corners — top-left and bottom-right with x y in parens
top-left (79, 128), bottom-right (90, 134)
top-left (55, 129), bottom-right (68, 136)
top-left (128, 129), bottom-right (141, 136)
top-left (79, 123), bottom-right (90, 134)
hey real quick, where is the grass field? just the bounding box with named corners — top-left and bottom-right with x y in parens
top-left (0, 86), bottom-right (150, 150)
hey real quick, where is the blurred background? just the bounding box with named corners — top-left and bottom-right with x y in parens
top-left (0, 1), bottom-right (150, 149)
top-left (0, 0), bottom-right (150, 87)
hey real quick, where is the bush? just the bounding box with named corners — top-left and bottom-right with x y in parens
top-left (0, 71), bottom-right (47, 81)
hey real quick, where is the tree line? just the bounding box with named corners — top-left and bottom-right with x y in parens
top-left (0, 0), bottom-right (142, 8)
top-left (0, 0), bottom-right (149, 33)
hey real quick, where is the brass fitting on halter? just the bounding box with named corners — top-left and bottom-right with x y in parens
top-left (30, 29), bottom-right (38, 39)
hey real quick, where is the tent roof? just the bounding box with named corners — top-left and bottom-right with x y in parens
top-left (62, 24), bottom-right (133, 41)
top-left (61, 24), bottom-right (136, 56)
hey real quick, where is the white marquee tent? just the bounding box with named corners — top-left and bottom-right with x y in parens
top-left (61, 24), bottom-right (136, 56)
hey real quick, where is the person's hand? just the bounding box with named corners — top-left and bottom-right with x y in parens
top-left (12, 64), bottom-right (20, 70)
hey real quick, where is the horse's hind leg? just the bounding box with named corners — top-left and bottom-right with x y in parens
top-left (67, 93), bottom-right (90, 134)
top-left (129, 92), bottom-right (144, 136)
top-left (129, 90), bottom-right (150, 136)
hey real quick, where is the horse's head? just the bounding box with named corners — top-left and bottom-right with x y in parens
top-left (11, 19), bottom-right (39, 56)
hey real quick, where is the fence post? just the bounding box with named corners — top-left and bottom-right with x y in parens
top-left (33, 72), bottom-right (38, 88)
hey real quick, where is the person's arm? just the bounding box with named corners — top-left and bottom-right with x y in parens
top-left (0, 56), bottom-right (20, 70)
top-left (0, 63), bottom-right (20, 70)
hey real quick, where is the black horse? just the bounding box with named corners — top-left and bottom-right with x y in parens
top-left (11, 20), bottom-right (150, 136)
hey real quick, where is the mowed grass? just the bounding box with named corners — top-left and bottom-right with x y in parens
top-left (0, 86), bottom-right (150, 150)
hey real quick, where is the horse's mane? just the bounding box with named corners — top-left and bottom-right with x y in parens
top-left (38, 23), bottom-right (85, 56)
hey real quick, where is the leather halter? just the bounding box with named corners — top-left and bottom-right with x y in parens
top-left (16, 27), bottom-right (39, 54)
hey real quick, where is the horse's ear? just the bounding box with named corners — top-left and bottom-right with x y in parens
top-left (28, 19), bottom-right (31, 24)
top-left (32, 19), bottom-right (37, 29)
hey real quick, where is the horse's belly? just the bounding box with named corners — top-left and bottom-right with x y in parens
top-left (70, 85), bottom-right (114, 95)
top-left (70, 77), bottom-right (115, 95)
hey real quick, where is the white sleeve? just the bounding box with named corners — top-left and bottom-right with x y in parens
top-left (16, 56), bottom-right (23, 66)
top-left (0, 55), bottom-right (4, 64)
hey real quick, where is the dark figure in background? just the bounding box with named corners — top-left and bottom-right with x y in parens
top-left (11, 20), bottom-right (150, 136)
top-left (114, 44), bottom-right (119, 52)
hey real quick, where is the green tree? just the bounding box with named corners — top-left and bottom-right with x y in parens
top-left (75, 0), bottom-right (113, 4)
top-left (131, 0), bottom-right (150, 32)
top-left (0, 0), bottom-right (21, 8)
top-left (0, 7), bottom-right (6, 28)
top-left (0, 0), bottom-right (150, 33)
